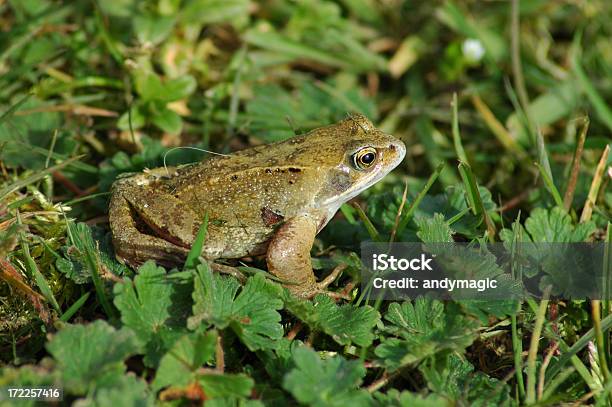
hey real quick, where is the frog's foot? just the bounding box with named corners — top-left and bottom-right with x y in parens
top-left (317, 264), bottom-right (347, 290)
top-left (312, 264), bottom-right (351, 300)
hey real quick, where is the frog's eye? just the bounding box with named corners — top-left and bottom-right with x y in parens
top-left (352, 147), bottom-right (377, 170)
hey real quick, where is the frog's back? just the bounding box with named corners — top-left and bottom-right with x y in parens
top-left (148, 144), bottom-right (327, 258)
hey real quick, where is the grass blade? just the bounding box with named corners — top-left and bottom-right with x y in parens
top-left (457, 161), bottom-right (496, 239)
top-left (59, 292), bottom-right (90, 322)
top-left (603, 223), bottom-right (612, 371)
top-left (536, 127), bottom-right (554, 188)
top-left (470, 94), bottom-right (524, 156)
top-left (244, 30), bottom-right (352, 70)
top-left (458, 162), bottom-right (480, 216)
top-left (510, 0), bottom-right (534, 143)
top-left (340, 203), bottom-right (358, 225)
top-left (16, 216), bottom-right (60, 313)
top-left (540, 367), bottom-right (576, 402)
top-left (23, 248), bottom-right (60, 312)
top-left (451, 93), bottom-right (468, 164)
top-left (545, 313), bottom-right (612, 384)
top-left (0, 155), bottom-right (85, 201)
top-left (511, 312), bottom-right (526, 400)
top-left (535, 162), bottom-right (564, 209)
top-left (0, 92), bottom-right (32, 124)
top-left (563, 117), bottom-right (589, 211)
top-left (591, 300), bottom-right (610, 390)
top-left (396, 162), bottom-right (445, 234)
top-left (71, 222), bottom-right (116, 320)
top-left (526, 287), bottom-right (550, 404)
top-left (571, 36), bottom-right (612, 132)
top-left (580, 144), bottom-right (610, 223)
top-left (351, 202), bottom-right (381, 242)
top-left (185, 211), bottom-right (209, 269)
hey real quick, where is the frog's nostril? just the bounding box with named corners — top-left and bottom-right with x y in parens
top-left (393, 141), bottom-right (407, 162)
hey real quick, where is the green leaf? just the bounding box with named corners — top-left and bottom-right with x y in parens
top-left (56, 222), bottom-right (128, 284)
top-left (98, 0), bottom-right (135, 17)
top-left (152, 330), bottom-right (254, 399)
top-left (117, 103), bottom-right (146, 131)
top-left (133, 14), bottom-right (175, 45)
top-left (284, 294), bottom-right (380, 347)
top-left (75, 374), bottom-right (153, 407)
top-left (151, 106), bottom-right (183, 134)
top-left (134, 71), bottom-right (196, 103)
top-left (419, 353), bottom-right (512, 406)
top-left (500, 209), bottom-right (599, 297)
top-left (258, 337), bottom-right (300, 384)
top-left (283, 347), bottom-right (372, 407)
top-left (185, 211), bottom-right (209, 268)
top-left (188, 264), bottom-right (284, 350)
top-left (415, 213), bottom-right (453, 243)
top-left (163, 76), bottom-right (197, 102)
top-left (421, 243), bottom-right (523, 302)
top-left (134, 71), bottom-right (165, 101)
top-left (46, 320), bottom-right (140, 394)
top-left (524, 207), bottom-right (596, 242)
top-left (181, 0), bottom-right (250, 25)
top-left (373, 389), bottom-right (452, 407)
top-left (0, 366), bottom-right (60, 407)
top-left (152, 330), bottom-right (216, 391)
top-left (375, 299), bottom-right (478, 370)
top-left (19, 225), bottom-right (60, 312)
top-left (113, 261), bottom-right (193, 367)
top-left (244, 0), bottom-right (386, 73)
top-left (199, 374), bottom-right (254, 399)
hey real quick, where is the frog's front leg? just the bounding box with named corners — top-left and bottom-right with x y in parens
top-left (266, 214), bottom-right (341, 298)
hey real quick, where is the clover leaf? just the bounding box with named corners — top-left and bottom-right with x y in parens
top-left (46, 320), bottom-right (140, 394)
top-left (284, 293), bottom-right (380, 347)
top-left (375, 299), bottom-right (478, 370)
top-left (113, 261), bottom-right (193, 367)
top-left (283, 347), bottom-right (371, 407)
top-left (152, 330), bottom-right (253, 399)
top-left (188, 263), bottom-right (284, 351)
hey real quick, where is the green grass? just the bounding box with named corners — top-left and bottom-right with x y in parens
top-left (0, 0), bottom-right (611, 405)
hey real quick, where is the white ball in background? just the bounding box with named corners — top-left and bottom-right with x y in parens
top-left (462, 38), bottom-right (485, 63)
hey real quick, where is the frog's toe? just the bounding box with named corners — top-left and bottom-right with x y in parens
top-left (316, 264), bottom-right (346, 290)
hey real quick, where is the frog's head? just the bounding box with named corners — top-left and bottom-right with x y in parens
top-left (300, 113), bottom-right (406, 208)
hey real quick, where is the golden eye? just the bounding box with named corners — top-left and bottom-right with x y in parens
top-left (352, 147), bottom-right (377, 170)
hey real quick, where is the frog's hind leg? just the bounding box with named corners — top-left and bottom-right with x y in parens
top-left (109, 183), bottom-right (190, 268)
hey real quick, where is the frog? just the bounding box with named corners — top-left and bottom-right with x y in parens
top-left (109, 114), bottom-right (406, 297)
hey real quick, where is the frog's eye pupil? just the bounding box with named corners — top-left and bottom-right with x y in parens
top-left (353, 148), bottom-right (377, 170)
top-left (361, 153), bottom-right (375, 164)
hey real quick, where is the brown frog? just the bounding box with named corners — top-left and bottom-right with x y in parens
top-left (109, 114), bottom-right (405, 297)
